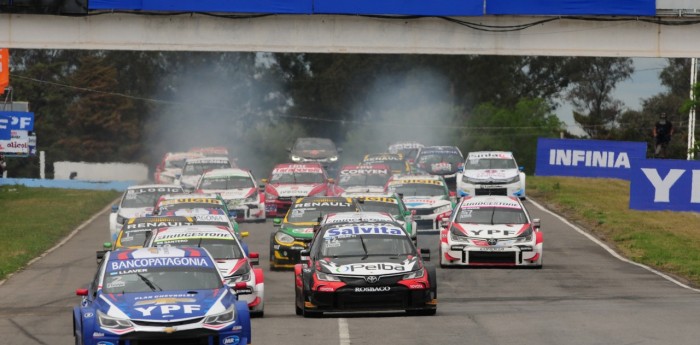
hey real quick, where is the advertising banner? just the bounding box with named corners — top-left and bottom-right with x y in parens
top-left (629, 158), bottom-right (700, 212)
top-left (486, 0), bottom-right (656, 16)
top-left (0, 48), bottom-right (8, 91)
top-left (535, 138), bottom-right (647, 180)
top-left (314, 0), bottom-right (483, 16)
top-left (89, 0), bottom-right (313, 13)
top-left (0, 111), bottom-right (34, 131)
top-left (0, 130), bottom-right (30, 155)
top-left (0, 113), bottom-right (10, 140)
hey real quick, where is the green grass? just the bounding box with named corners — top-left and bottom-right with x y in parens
top-left (528, 176), bottom-right (700, 286)
top-left (0, 185), bottom-right (121, 281)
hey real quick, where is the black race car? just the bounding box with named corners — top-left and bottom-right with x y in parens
top-left (294, 213), bottom-right (437, 317)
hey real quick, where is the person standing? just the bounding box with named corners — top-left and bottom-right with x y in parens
top-left (653, 113), bottom-right (674, 158)
top-left (0, 154), bottom-right (6, 177)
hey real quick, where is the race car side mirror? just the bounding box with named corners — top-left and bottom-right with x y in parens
top-left (111, 205), bottom-right (118, 213)
top-left (440, 220), bottom-right (450, 229)
top-left (533, 218), bottom-right (541, 230)
top-left (273, 218), bottom-right (282, 227)
top-left (249, 252), bottom-right (259, 266)
top-left (300, 249), bottom-right (310, 262)
top-left (76, 288), bottom-right (88, 296)
top-left (103, 242), bottom-right (112, 250)
top-left (241, 232), bottom-right (249, 238)
top-left (420, 248), bottom-right (431, 261)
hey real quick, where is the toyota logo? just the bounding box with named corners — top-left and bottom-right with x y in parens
top-left (364, 276), bottom-right (379, 284)
top-left (487, 239), bottom-right (498, 246)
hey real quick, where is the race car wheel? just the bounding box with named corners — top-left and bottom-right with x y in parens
top-left (426, 264), bottom-right (437, 300)
top-left (294, 289), bottom-right (303, 316)
top-left (269, 233), bottom-right (277, 271)
top-left (251, 310), bottom-right (264, 318)
top-left (407, 308), bottom-right (437, 316)
top-left (301, 273), bottom-right (322, 318)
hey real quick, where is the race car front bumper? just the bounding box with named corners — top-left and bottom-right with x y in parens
top-left (306, 285), bottom-right (435, 313)
top-left (441, 241), bottom-right (542, 267)
top-left (88, 329), bottom-right (248, 345)
top-left (457, 181), bottom-right (525, 198)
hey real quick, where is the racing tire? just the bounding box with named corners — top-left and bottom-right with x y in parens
top-left (251, 310), bottom-right (264, 318)
top-left (294, 289), bottom-right (303, 316)
top-left (301, 274), bottom-right (322, 318)
top-left (426, 264), bottom-right (437, 300)
top-left (74, 316), bottom-right (83, 345)
top-left (269, 233), bottom-right (278, 271)
top-left (407, 308), bottom-right (437, 316)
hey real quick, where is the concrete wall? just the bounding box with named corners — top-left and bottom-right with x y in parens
top-left (53, 162), bottom-right (148, 182)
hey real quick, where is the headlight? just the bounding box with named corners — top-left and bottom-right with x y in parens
top-left (97, 310), bottom-right (133, 330)
top-left (245, 193), bottom-right (258, 203)
top-left (434, 204), bottom-right (452, 214)
top-left (450, 226), bottom-right (469, 241)
top-left (515, 226), bottom-right (533, 242)
top-left (275, 231), bottom-right (295, 245)
top-left (116, 214), bottom-right (126, 225)
top-left (499, 175), bottom-right (520, 184)
top-left (291, 155), bottom-right (301, 162)
top-left (203, 306), bottom-right (235, 326)
top-left (329, 156), bottom-right (338, 162)
top-left (226, 264), bottom-right (252, 284)
top-left (462, 176), bottom-right (484, 184)
top-left (403, 268), bottom-right (425, 280)
top-left (316, 271), bottom-right (341, 282)
top-left (265, 192), bottom-right (278, 200)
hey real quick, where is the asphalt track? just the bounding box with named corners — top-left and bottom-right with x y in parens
top-left (2, 199), bottom-right (700, 345)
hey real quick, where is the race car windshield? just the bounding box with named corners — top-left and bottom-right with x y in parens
top-left (165, 158), bottom-right (187, 169)
top-left (294, 138), bottom-right (336, 151)
top-left (200, 176), bottom-right (254, 190)
top-left (271, 172), bottom-right (324, 184)
top-left (320, 234), bottom-right (414, 258)
top-left (363, 159), bottom-right (405, 172)
top-left (465, 158), bottom-right (517, 170)
top-left (338, 174), bottom-right (389, 188)
top-left (183, 162), bottom-right (230, 176)
top-left (358, 202), bottom-right (400, 217)
top-left (121, 191), bottom-right (160, 208)
top-left (288, 206), bottom-right (356, 222)
top-left (389, 184), bottom-right (446, 197)
top-left (417, 152), bottom-right (463, 165)
top-left (118, 230), bottom-right (150, 247)
top-left (457, 207), bottom-right (527, 225)
top-left (158, 204), bottom-right (226, 216)
top-left (102, 266), bottom-right (222, 294)
top-left (154, 238), bottom-right (244, 260)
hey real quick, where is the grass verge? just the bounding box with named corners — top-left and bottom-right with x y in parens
top-left (0, 185), bottom-right (121, 281)
top-left (528, 176), bottom-right (700, 287)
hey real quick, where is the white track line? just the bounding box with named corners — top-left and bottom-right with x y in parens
top-left (338, 318), bottom-right (351, 345)
top-left (528, 198), bottom-right (700, 293)
top-left (0, 199), bottom-right (118, 287)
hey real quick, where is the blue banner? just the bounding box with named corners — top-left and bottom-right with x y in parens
top-left (89, 0), bottom-right (313, 13)
top-left (0, 111), bottom-right (34, 131)
top-left (535, 138), bottom-right (647, 180)
top-left (0, 113), bottom-right (10, 140)
top-left (629, 158), bottom-right (700, 212)
top-left (314, 0), bottom-right (483, 16)
top-left (486, 0), bottom-right (656, 16)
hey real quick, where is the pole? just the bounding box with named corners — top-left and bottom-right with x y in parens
top-left (688, 58), bottom-right (697, 160)
top-left (40, 150), bottom-right (45, 179)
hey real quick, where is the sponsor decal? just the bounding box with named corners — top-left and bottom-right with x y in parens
top-left (340, 168), bottom-right (389, 175)
top-left (629, 158), bottom-right (700, 212)
top-left (92, 332), bottom-right (105, 337)
top-left (319, 286), bottom-right (335, 292)
top-left (461, 200), bottom-right (520, 209)
top-left (156, 231), bottom-right (230, 241)
top-left (337, 263), bottom-right (406, 273)
top-left (96, 342), bottom-right (115, 345)
top-left (479, 247), bottom-right (505, 251)
top-left (297, 201), bottom-right (351, 208)
top-left (109, 257), bottom-right (211, 271)
top-left (361, 197), bottom-right (397, 203)
top-left (134, 298), bottom-right (196, 306)
top-left (324, 226), bottom-right (404, 238)
top-left (468, 152), bottom-right (512, 159)
top-left (134, 304), bottom-right (201, 316)
top-left (223, 336), bottom-right (240, 345)
top-left (391, 179), bottom-right (442, 185)
top-left (194, 214), bottom-right (229, 222)
top-left (132, 187), bottom-right (182, 194)
top-left (84, 312), bottom-right (94, 318)
top-left (354, 286), bottom-right (391, 292)
top-left (126, 221), bottom-right (192, 230)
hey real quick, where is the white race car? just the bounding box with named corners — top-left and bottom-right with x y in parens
top-left (195, 168), bottom-right (266, 222)
top-left (337, 164), bottom-right (391, 196)
top-left (146, 225), bottom-right (265, 317)
top-left (175, 156), bottom-right (233, 192)
top-left (153, 151), bottom-right (204, 184)
top-left (439, 195), bottom-right (542, 268)
top-left (108, 184), bottom-right (183, 241)
top-left (456, 151), bottom-right (527, 199)
top-left (386, 175), bottom-right (455, 233)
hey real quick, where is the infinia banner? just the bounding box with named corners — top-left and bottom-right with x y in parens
top-left (535, 138), bottom-right (647, 180)
top-left (629, 158), bottom-right (700, 212)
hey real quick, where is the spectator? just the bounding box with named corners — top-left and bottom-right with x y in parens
top-left (653, 113), bottom-right (674, 158)
top-left (0, 154), bottom-right (6, 177)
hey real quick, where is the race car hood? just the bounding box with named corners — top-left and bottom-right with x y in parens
top-left (318, 255), bottom-right (420, 276)
top-left (452, 222), bottom-right (530, 239)
top-left (281, 224), bottom-right (315, 239)
top-left (340, 186), bottom-right (386, 195)
top-left (270, 183), bottom-right (321, 197)
top-left (159, 168), bottom-right (180, 179)
top-left (402, 197), bottom-right (451, 209)
top-left (463, 169), bottom-right (519, 181)
top-left (420, 161), bottom-right (460, 175)
top-left (179, 175), bottom-right (201, 188)
top-left (202, 188), bottom-right (255, 201)
top-left (97, 288), bottom-right (230, 321)
top-left (164, 208), bottom-right (226, 217)
top-left (293, 149), bottom-right (337, 159)
top-left (118, 207), bottom-right (155, 219)
top-left (214, 258), bottom-right (248, 277)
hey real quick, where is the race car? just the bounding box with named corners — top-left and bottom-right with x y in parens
top-left (439, 195), bottom-right (543, 268)
top-left (154, 151), bottom-right (204, 184)
top-left (456, 151), bottom-right (527, 199)
top-left (195, 168), bottom-right (266, 222)
top-left (336, 164), bottom-right (391, 196)
top-left (263, 163), bottom-right (341, 218)
top-left (387, 141), bottom-right (424, 166)
top-left (361, 153), bottom-right (410, 175)
top-left (146, 225), bottom-right (265, 317)
top-left (356, 194), bottom-right (417, 244)
top-left (73, 246), bottom-right (252, 345)
top-left (108, 184), bottom-right (184, 242)
top-left (413, 146), bottom-right (464, 190)
top-left (175, 156), bottom-right (233, 192)
top-left (294, 213), bottom-right (437, 317)
top-left (288, 137), bottom-right (342, 174)
top-left (269, 196), bottom-right (359, 270)
top-left (385, 175), bottom-right (455, 233)
top-left (189, 146), bottom-right (232, 159)
top-left (113, 216), bottom-right (196, 249)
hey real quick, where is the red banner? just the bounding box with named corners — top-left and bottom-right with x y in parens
top-left (0, 48), bottom-right (8, 92)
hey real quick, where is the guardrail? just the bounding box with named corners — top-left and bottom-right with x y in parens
top-left (0, 178), bottom-right (135, 191)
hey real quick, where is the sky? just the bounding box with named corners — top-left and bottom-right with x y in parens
top-left (557, 57), bottom-right (669, 136)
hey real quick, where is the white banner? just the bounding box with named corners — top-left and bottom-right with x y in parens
top-left (0, 130), bottom-right (30, 154)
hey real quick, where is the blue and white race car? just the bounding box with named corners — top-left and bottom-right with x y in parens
top-left (73, 246), bottom-right (252, 345)
top-left (455, 151), bottom-right (527, 199)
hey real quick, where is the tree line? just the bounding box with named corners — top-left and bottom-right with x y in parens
top-left (3, 51), bottom-right (693, 179)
